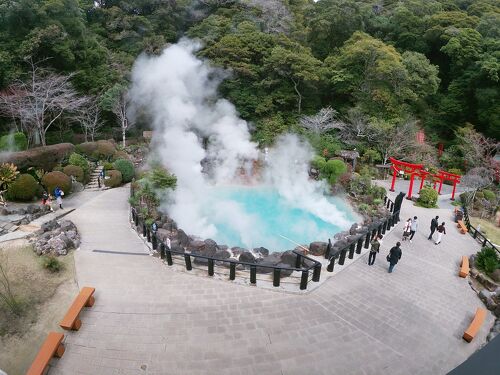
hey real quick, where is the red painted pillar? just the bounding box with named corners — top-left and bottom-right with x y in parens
top-left (419, 174), bottom-right (426, 192)
top-left (451, 180), bottom-right (457, 200)
top-left (438, 180), bottom-right (443, 195)
top-left (433, 181), bottom-right (436, 190)
top-left (390, 168), bottom-right (397, 192)
top-left (407, 173), bottom-right (415, 200)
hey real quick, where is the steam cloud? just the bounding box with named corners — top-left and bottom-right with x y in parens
top-left (129, 39), bottom-right (353, 249)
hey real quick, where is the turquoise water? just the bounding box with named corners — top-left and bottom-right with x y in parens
top-left (204, 186), bottom-right (357, 251)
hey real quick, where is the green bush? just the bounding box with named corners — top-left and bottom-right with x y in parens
top-left (103, 162), bottom-right (114, 170)
top-left (68, 152), bottom-right (89, 175)
top-left (42, 171), bottom-right (71, 195)
top-left (149, 168), bottom-right (177, 189)
top-left (322, 159), bottom-right (348, 184)
top-left (104, 170), bottom-right (122, 188)
top-left (448, 168), bottom-right (462, 176)
top-left (42, 256), bottom-right (62, 272)
top-left (370, 185), bottom-right (387, 200)
top-left (5, 174), bottom-right (38, 201)
top-left (417, 187), bottom-right (438, 208)
top-left (476, 247), bottom-right (500, 274)
top-left (0, 132), bottom-right (27, 151)
top-left (482, 189), bottom-right (496, 202)
top-left (113, 159), bottom-right (135, 183)
top-left (63, 165), bottom-right (84, 182)
top-left (361, 149), bottom-right (381, 164)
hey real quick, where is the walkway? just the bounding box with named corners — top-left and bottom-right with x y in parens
top-left (50, 186), bottom-right (494, 375)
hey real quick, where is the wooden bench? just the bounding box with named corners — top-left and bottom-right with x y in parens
top-left (60, 287), bottom-right (95, 331)
top-left (459, 256), bottom-right (469, 278)
top-left (463, 308), bottom-right (487, 342)
top-left (26, 332), bottom-right (65, 375)
top-left (457, 220), bottom-right (468, 234)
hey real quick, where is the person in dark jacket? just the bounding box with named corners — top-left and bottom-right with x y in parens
top-left (368, 235), bottom-right (382, 266)
top-left (387, 242), bottom-right (402, 273)
top-left (435, 222), bottom-right (446, 245)
top-left (428, 215), bottom-right (439, 240)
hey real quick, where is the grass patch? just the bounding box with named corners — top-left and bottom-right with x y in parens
top-left (469, 217), bottom-right (500, 245)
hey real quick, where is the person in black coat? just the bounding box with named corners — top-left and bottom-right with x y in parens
top-left (388, 242), bottom-right (402, 273)
top-left (428, 215), bottom-right (439, 240)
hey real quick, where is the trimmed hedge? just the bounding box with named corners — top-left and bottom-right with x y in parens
top-left (76, 142), bottom-right (98, 157)
top-left (6, 174), bottom-right (38, 201)
top-left (63, 165), bottom-right (84, 182)
top-left (112, 150), bottom-right (129, 161)
top-left (68, 152), bottom-right (89, 175)
top-left (417, 187), bottom-right (438, 208)
top-left (93, 140), bottom-right (116, 160)
top-left (104, 170), bottom-right (122, 188)
top-left (0, 132), bottom-right (27, 152)
top-left (0, 143), bottom-right (75, 171)
top-left (113, 159), bottom-right (134, 182)
top-left (42, 171), bottom-right (71, 195)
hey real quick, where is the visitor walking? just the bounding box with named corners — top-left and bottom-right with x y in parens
top-left (368, 235), bottom-right (382, 266)
top-left (41, 190), bottom-right (54, 212)
top-left (435, 222), bottom-right (446, 245)
top-left (326, 238), bottom-right (332, 258)
top-left (402, 218), bottom-right (411, 241)
top-left (409, 216), bottom-right (418, 242)
top-left (387, 242), bottom-right (402, 273)
top-left (428, 215), bottom-right (439, 240)
top-left (54, 186), bottom-right (64, 209)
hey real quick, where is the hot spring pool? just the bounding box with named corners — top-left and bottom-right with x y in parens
top-left (201, 186), bottom-right (358, 251)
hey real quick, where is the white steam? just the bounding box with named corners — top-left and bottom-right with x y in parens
top-left (129, 39), bottom-right (353, 249)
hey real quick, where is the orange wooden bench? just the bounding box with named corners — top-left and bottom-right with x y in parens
top-left (463, 308), bottom-right (487, 342)
top-left (60, 286), bottom-right (95, 330)
top-left (459, 256), bottom-right (469, 278)
top-left (26, 332), bottom-right (65, 375)
top-left (457, 220), bottom-right (468, 234)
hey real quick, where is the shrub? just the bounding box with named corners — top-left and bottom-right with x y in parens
top-left (42, 256), bottom-right (62, 272)
top-left (6, 174), bottom-right (38, 201)
top-left (482, 189), bottom-right (496, 202)
top-left (322, 159), bottom-right (348, 184)
top-left (0, 132), bottom-right (27, 151)
top-left (113, 159), bottom-right (135, 183)
top-left (0, 143), bottom-right (75, 171)
top-left (42, 171), bottom-right (71, 195)
top-left (361, 149), bottom-right (381, 164)
top-left (149, 168), bottom-right (177, 189)
top-left (104, 170), bottom-right (122, 188)
top-left (68, 152), bottom-right (89, 175)
top-left (370, 185), bottom-right (387, 200)
top-left (112, 150), bottom-right (129, 161)
top-left (103, 162), bottom-right (114, 170)
top-left (476, 247), bottom-right (500, 274)
top-left (0, 163), bottom-right (19, 190)
top-left (76, 142), bottom-right (98, 157)
top-left (63, 165), bottom-right (84, 182)
top-left (448, 168), bottom-right (462, 176)
top-left (417, 187), bottom-right (438, 208)
top-left (92, 140), bottom-right (116, 160)
top-left (52, 164), bottom-right (63, 172)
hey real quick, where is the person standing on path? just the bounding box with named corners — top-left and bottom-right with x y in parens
top-left (435, 222), bottom-right (446, 245)
top-left (428, 216), bottom-right (439, 240)
top-left (387, 242), bottom-right (402, 273)
top-left (402, 218), bottom-right (411, 241)
top-left (368, 235), bottom-right (382, 266)
top-left (409, 216), bottom-right (418, 242)
top-left (54, 186), bottom-right (64, 209)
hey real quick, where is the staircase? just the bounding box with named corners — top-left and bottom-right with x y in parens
top-left (86, 165), bottom-right (105, 191)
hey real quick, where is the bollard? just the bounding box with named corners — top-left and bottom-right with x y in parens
top-left (208, 259), bottom-right (214, 276)
top-left (146, 228), bottom-right (151, 242)
top-left (390, 202), bottom-right (394, 212)
top-left (348, 243), bottom-right (355, 259)
top-left (327, 257), bottom-right (335, 272)
top-left (142, 223), bottom-right (146, 237)
top-left (483, 237), bottom-right (488, 247)
top-left (152, 234), bottom-right (158, 250)
top-left (184, 254), bottom-right (192, 270)
top-left (386, 199), bottom-right (390, 209)
top-left (229, 262), bottom-right (236, 280)
top-left (159, 243), bottom-right (165, 259)
top-left (384, 196), bottom-right (387, 204)
top-left (273, 268), bottom-right (280, 287)
top-left (250, 265), bottom-right (257, 284)
top-left (382, 222), bottom-right (387, 234)
top-left (300, 270), bottom-right (308, 290)
top-left (338, 248), bottom-right (347, 265)
top-left (166, 249), bottom-right (173, 266)
top-left (356, 238), bottom-right (363, 254)
top-left (295, 253), bottom-right (302, 268)
top-left (364, 232), bottom-right (371, 248)
top-left (312, 263), bottom-right (321, 282)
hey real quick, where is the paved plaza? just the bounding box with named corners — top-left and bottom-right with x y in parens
top-left (49, 184), bottom-right (494, 375)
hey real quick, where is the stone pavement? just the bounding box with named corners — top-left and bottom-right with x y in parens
top-left (48, 185), bottom-right (494, 375)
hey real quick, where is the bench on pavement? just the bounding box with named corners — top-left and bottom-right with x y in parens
top-left (459, 256), bottom-right (469, 278)
top-left (463, 308), bottom-right (487, 343)
top-left (59, 286), bottom-right (95, 331)
top-left (26, 332), bottom-right (64, 375)
top-left (457, 220), bottom-right (468, 234)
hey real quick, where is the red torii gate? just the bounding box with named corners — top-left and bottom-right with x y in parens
top-left (389, 157), bottom-right (424, 199)
top-left (433, 170), bottom-right (461, 200)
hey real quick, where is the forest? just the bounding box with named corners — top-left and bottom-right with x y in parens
top-left (0, 0), bottom-right (498, 160)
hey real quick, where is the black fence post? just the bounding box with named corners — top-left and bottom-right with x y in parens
top-left (273, 268), bottom-right (280, 287)
top-left (300, 270), bottom-right (308, 290)
top-left (377, 225), bottom-right (382, 237)
top-left (229, 262), bottom-right (236, 280)
top-left (312, 263), bottom-right (321, 282)
top-left (381, 222), bottom-right (386, 235)
top-left (295, 254), bottom-right (302, 268)
top-left (159, 243), bottom-right (165, 259)
top-left (384, 196), bottom-right (388, 204)
top-left (327, 257), bottom-right (335, 272)
top-left (356, 238), bottom-right (363, 254)
top-left (166, 249), bottom-right (173, 266)
top-left (364, 232), bottom-right (371, 248)
top-left (390, 202), bottom-right (394, 212)
top-left (338, 248), bottom-right (347, 265)
top-left (250, 265), bottom-right (257, 284)
top-left (152, 234), bottom-right (158, 250)
top-left (208, 259), bottom-right (214, 276)
top-left (348, 243), bottom-right (355, 259)
top-left (146, 228), bottom-right (151, 242)
top-left (482, 237), bottom-right (488, 247)
top-left (184, 254), bottom-right (192, 270)
top-left (473, 229), bottom-right (478, 239)
top-left (142, 223), bottom-right (146, 237)
top-left (386, 199), bottom-right (390, 209)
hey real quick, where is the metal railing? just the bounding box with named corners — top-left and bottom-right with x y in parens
top-left (131, 207), bottom-right (322, 290)
top-left (462, 207), bottom-right (499, 253)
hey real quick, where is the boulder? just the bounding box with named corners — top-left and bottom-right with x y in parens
top-left (239, 251), bottom-right (255, 263)
top-left (41, 220), bottom-right (59, 232)
top-left (72, 181), bottom-right (84, 193)
top-left (204, 239), bottom-right (218, 255)
top-left (309, 241), bottom-right (328, 256)
top-left (253, 247), bottom-right (269, 257)
top-left (59, 220), bottom-right (76, 232)
top-left (281, 250), bottom-right (297, 267)
top-left (47, 237), bottom-right (67, 255)
top-left (333, 239), bottom-right (348, 250)
top-left (349, 223), bottom-right (359, 235)
top-left (231, 247), bottom-right (247, 257)
top-left (214, 249), bottom-right (231, 260)
top-left (277, 263), bottom-right (293, 277)
top-left (255, 260), bottom-right (274, 274)
top-left (261, 253), bottom-right (283, 265)
top-left (155, 228), bottom-right (171, 242)
top-left (177, 229), bottom-right (190, 247)
top-left (188, 240), bottom-right (205, 254)
top-left (491, 269), bottom-right (500, 283)
top-left (26, 204), bottom-right (39, 214)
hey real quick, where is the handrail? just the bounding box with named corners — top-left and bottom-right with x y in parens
top-left (462, 207), bottom-right (499, 253)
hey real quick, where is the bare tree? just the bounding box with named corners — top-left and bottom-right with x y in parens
top-left (461, 167), bottom-right (495, 210)
top-left (113, 90), bottom-right (132, 148)
top-left (0, 59), bottom-right (86, 146)
top-left (455, 126), bottom-right (499, 170)
top-left (299, 107), bottom-right (345, 135)
top-left (75, 97), bottom-right (102, 142)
